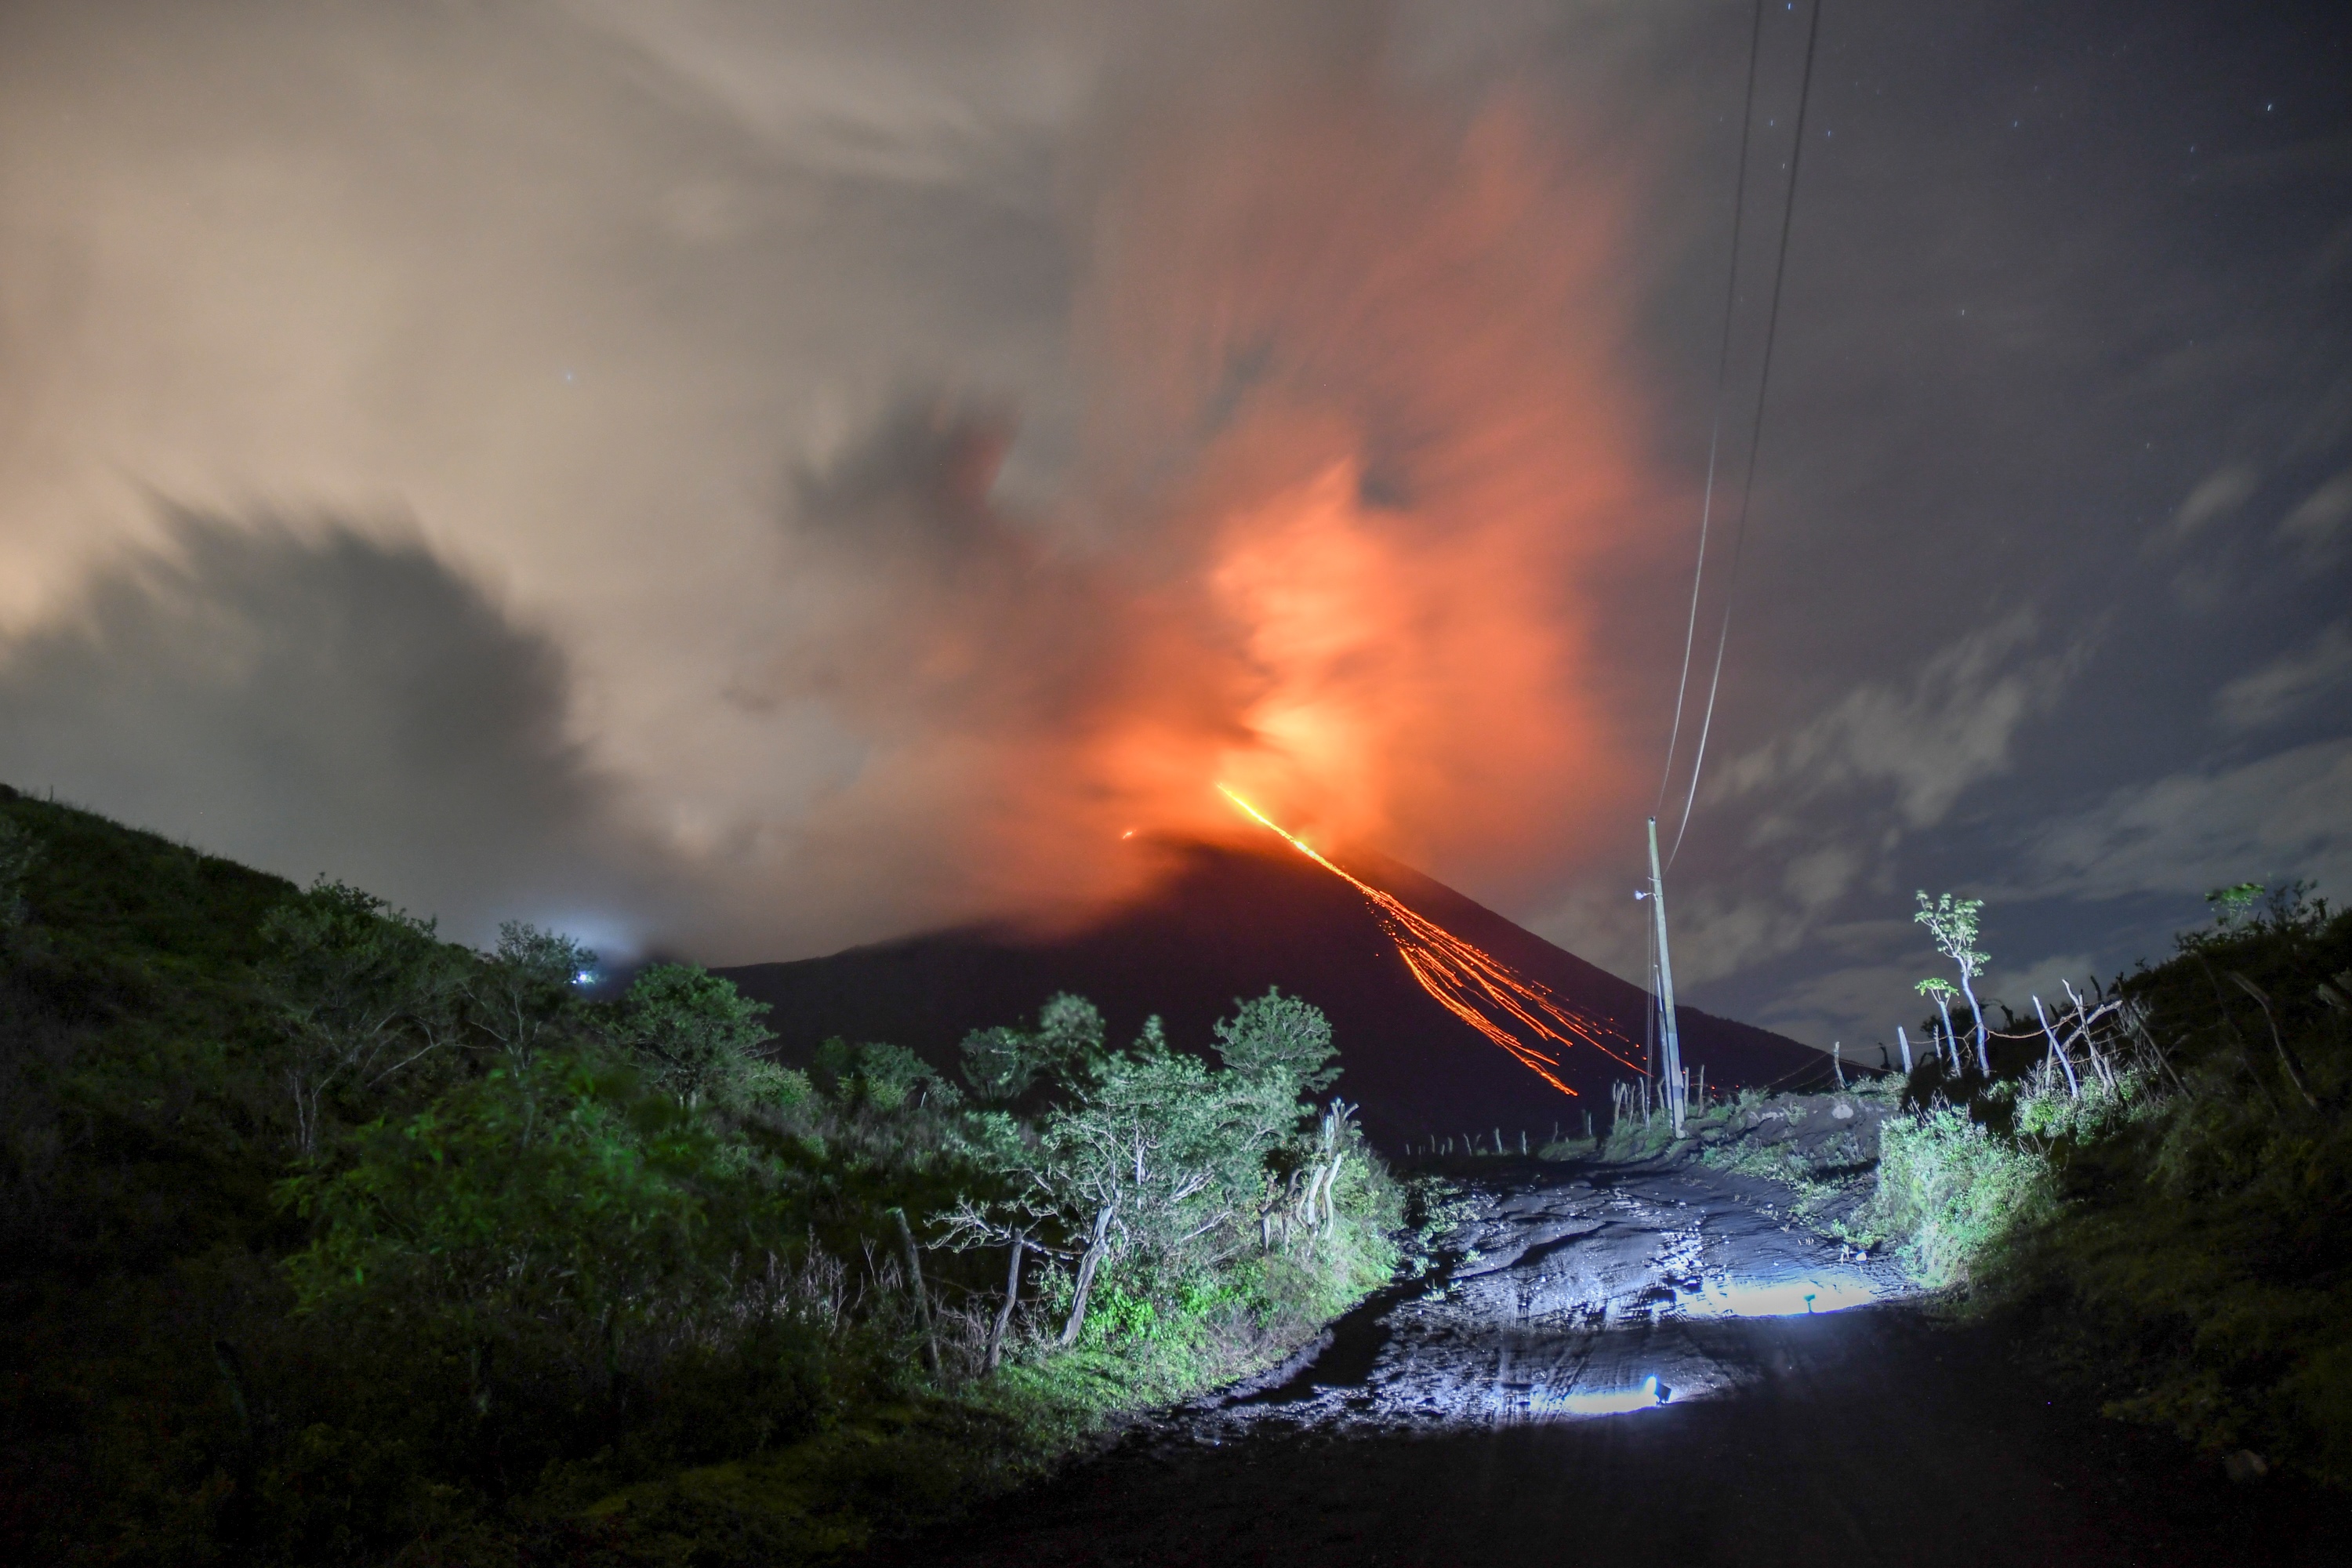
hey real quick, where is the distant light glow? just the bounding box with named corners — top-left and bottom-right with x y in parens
top-left (573, 970), bottom-right (597, 986)
top-left (1558, 1375), bottom-right (1668, 1416)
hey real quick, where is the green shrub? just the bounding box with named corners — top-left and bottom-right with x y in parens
top-left (1867, 1105), bottom-right (2054, 1287)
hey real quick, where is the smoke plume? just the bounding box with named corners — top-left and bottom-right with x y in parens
top-left (758, 39), bottom-right (1673, 937)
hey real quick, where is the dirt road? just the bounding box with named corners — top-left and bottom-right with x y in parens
top-left (871, 1161), bottom-right (2343, 1567)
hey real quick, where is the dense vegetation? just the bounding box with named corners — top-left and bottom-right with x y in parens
top-left (1875, 884), bottom-right (2352, 1485)
top-left (0, 785), bottom-right (1403, 1565)
top-left (1573, 884), bottom-right (2351, 1486)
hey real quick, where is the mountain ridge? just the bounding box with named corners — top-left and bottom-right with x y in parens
top-left (717, 837), bottom-right (1826, 1149)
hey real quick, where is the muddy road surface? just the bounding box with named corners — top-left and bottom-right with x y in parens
top-left (873, 1161), bottom-right (2343, 1567)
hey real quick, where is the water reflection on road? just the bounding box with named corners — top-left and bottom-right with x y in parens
top-left (873, 1163), bottom-right (2339, 1568)
top-left (1188, 1162), bottom-right (1911, 1436)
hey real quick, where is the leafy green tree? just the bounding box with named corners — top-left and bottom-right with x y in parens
top-left (279, 1052), bottom-right (808, 1443)
top-left (466, 920), bottom-right (593, 1070)
top-left (960, 992), bottom-right (1105, 1103)
top-left (1039, 1027), bottom-right (1221, 1344)
top-left (1213, 986), bottom-right (1340, 1094)
top-left (260, 879), bottom-right (463, 1155)
top-left (1916, 891), bottom-right (1991, 1076)
top-left (813, 1036), bottom-right (957, 1112)
top-left (2206, 881), bottom-right (2267, 928)
top-left (1047, 1000), bottom-right (1330, 1341)
top-left (614, 964), bottom-right (775, 1110)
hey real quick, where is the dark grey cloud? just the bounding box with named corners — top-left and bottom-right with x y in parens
top-left (0, 514), bottom-right (668, 952)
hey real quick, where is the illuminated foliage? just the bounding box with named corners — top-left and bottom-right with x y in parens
top-left (1915, 890), bottom-right (1991, 1076)
top-left (613, 960), bottom-right (777, 1110)
top-left (0, 787), bottom-right (1402, 1563)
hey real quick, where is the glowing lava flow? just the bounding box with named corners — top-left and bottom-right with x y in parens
top-left (1218, 787), bottom-right (1645, 1096)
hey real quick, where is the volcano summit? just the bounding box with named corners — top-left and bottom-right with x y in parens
top-left (718, 838), bottom-right (1825, 1149)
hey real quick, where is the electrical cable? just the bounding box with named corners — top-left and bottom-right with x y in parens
top-left (1657, 0), bottom-right (1767, 816)
top-left (1668, 0), bottom-right (1825, 867)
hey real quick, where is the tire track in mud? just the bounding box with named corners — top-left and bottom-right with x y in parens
top-left (871, 1160), bottom-right (2343, 1568)
top-left (1171, 1160), bottom-right (1908, 1438)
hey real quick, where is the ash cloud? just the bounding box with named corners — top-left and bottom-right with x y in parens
top-left (0, 513), bottom-right (669, 951)
top-left (741, 37), bottom-right (1681, 940)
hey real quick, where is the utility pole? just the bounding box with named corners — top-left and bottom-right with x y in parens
top-left (1645, 818), bottom-right (1686, 1138)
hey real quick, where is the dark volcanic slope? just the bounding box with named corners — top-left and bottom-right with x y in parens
top-left (717, 840), bottom-right (1824, 1149)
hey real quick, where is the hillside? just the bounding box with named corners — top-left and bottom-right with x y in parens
top-left (719, 836), bottom-right (1826, 1149)
top-left (0, 785), bottom-right (1412, 1565)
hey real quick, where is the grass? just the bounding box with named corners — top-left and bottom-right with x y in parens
top-left (1683, 890), bottom-right (2352, 1486)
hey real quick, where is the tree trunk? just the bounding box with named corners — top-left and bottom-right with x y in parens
top-left (1958, 974), bottom-right (1991, 1076)
top-left (2034, 996), bottom-right (2079, 1100)
top-left (985, 1229), bottom-right (1026, 1374)
top-left (1312, 1157), bottom-right (1341, 1234)
top-left (1058, 1203), bottom-right (1116, 1347)
top-left (890, 1207), bottom-right (940, 1376)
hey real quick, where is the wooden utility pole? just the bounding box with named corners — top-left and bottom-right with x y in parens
top-left (1646, 818), bottom-right (1686, 1138)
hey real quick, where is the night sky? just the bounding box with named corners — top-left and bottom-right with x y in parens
top-left (2, 1), bottom-right (2345, 1049)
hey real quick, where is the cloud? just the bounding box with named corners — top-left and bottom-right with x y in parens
top-left (2215, 620), bottom-right (2352, 731)
top-left (1979, 950), bottom-right (2104, 1022)
top-left (1531, 872), bottom-right (1835, 996)
top-left (724, 48), bottom-right (1679, 945)
top-left (2279, 467), bottom-right (2352, 566)
top-left (2160, 463), bottom-right (2260, 547)
top-left (0, 513), bottom-right (668, 950)
top-left (1715, 611), bottom-right (2085, 829)
top-left (2020, 739), bottom-right (2352, 903)
top-left (1748, 961), bottom-right (1925, 1056)
top-left (1545, 614), bottom-right (2091, 1031)
top-left (562, 0), bottom-right (1091, 194)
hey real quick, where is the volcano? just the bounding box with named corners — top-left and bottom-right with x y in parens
top-left (717, 839), bottom-right (1826, 1149)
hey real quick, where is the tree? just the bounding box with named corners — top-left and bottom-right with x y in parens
top-left (466, 921), bottom-right (593, 1071)
top-left (1915, 977), bottom-right (1962, 1073)
top-left (2205, 881), bottom-right (2266, 929)
top-left (1212, 987), bottom-right (1340, 1094)
top-left (260, 879), bottom-right (463, 1156)
top-left (933, 1189), bottom-right (1059, 1374)
top-left (278, 1051), bottom-right (795, 1428)
top-left (1038, 1029), bottom-right (1230, 1344)
top-left (615, 964), bottom-right (775, 1111)
top-left (1039, 1003), bottom-right (1330, 1343)
top-left (1916, 891), bottom-right (1991, 1076)
top-left (960, 992), bottom-right (1105, 1103)
top-left (940, 991), bottom-right (1344, 1356)
top-left (812, 1037), bottom-right (956, 1112)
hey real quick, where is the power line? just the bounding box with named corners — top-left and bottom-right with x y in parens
top-left (1668, 0), bottom-right (1825, 867)
top-left (1657, 0), bottom-right (1767, 818)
